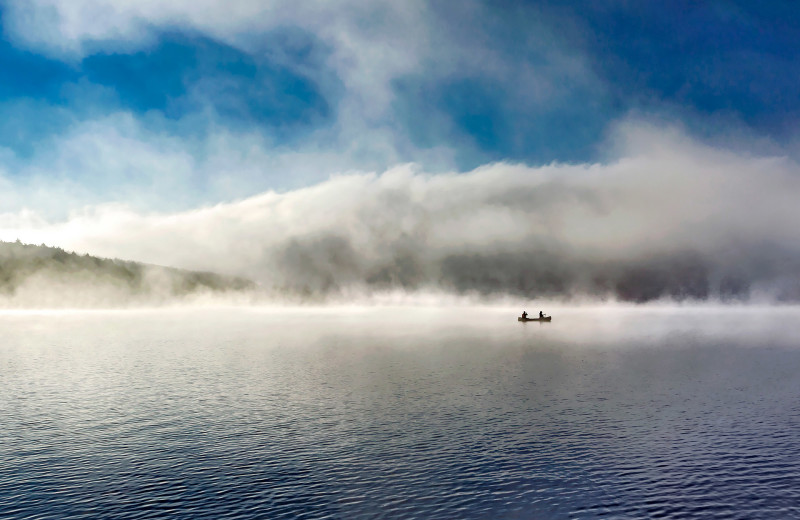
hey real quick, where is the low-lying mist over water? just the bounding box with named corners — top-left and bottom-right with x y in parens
top-left (0, 241), bottom-right (254, 308)
top-left (5, 125), bottom-right (800, 306)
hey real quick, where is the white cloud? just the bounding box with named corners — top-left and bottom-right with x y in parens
top-left (0, 0), bottom-right (603, 210)
top-left (0, 2), bottom-right (794, 302)
top-left (2, 0), bottom-right (432, 118)
top-left (0, 110), bottom-right (449, 218)
top-left (1, 0), bottom-right (592, 128)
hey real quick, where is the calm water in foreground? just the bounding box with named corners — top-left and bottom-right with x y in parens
top-left (1, 306), bottom-right (799, 519)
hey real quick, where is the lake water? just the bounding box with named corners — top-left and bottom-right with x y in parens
top-left (1, 306), bottom-right (799, 519)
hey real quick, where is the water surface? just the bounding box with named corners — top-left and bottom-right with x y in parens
top-left (1, 306), bottom-right (799, 519)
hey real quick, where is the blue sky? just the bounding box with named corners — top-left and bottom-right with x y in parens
top-left (0, 0), bottom-right (797, 194)
top-left (0, 0), bottom-right (798, 292)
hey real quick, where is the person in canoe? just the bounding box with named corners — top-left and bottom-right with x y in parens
top-left (521, 311), bottom-right (528, 319)
top-left (539, 311), bottom-right (547, 319)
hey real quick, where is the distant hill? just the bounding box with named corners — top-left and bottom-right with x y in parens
top-left (0, 241), bottom-right (255, 308)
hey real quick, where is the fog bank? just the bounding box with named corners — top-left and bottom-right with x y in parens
top-left (4, 124), bottom-right (800, 304)
top-left (0, 241), bottom-right (255, 308)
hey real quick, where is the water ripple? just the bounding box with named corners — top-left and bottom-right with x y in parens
top-left (1, 309), bottom-right (800, 518)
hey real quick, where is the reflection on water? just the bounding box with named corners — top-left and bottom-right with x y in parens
top-left (1, 307), bottom-right (800, 519)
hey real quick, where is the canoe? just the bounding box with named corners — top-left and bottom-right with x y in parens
top-left (518, 316), bottom-right (551, 322)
